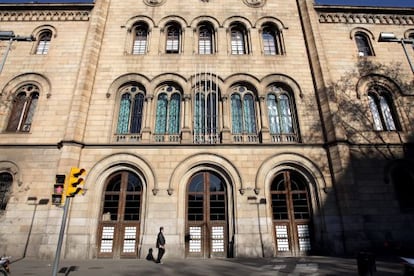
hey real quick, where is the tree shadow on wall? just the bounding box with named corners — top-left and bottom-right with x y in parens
top-left (312, 59), bottom-right (414, 257)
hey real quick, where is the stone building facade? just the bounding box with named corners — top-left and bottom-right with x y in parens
top-left (0, 0), bottom-right (413, 260)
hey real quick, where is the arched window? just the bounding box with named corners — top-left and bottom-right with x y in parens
top-left (6, 84), bottom-right (39, 132)
top-left (154, 84), bottom-right (181, 135)
top-left (193, 77), bottom-right (219, 144)
top-left (266, 85), bottom-right (298, 142)
top-left (165, 23), bottom-right (181, 54)
top-left (198, 23), bottom-right (215, 55)
top-left (367, 86), bottom-right (399, 131)
top-left (36, 30), bottom-right (52, 55)
top-left (230, 24), bottom-right (248, 55)
top-left (262, 23), bottom-right (284, 55)
top-left (116, 84), bottom-right (145, 134)
top-left (355, 32), bottom-right (374, 57)
top-left (132, 23), bottom-right (149, 54)
top-left (0, 172), bottom-right (12, 210)
top-left (230, 85), bottom-right (257, 134)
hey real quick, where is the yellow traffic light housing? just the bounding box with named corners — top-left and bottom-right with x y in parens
top-left (52, 174), bottom-right (65, 206)
top-left (66, 167), bottom-right (86, 197)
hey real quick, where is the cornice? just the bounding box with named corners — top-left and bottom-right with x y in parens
top-left (315, 5), bottom-right (414, 25)
top-left (318, 13), bottom-right (414, 25)
top-left (0, 10), bottom-right (90, 21)
top-left (0, 4), bottom-right (93, 22)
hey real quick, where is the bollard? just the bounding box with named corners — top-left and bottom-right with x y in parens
top-left (357, 251), bottom-right (376, 276)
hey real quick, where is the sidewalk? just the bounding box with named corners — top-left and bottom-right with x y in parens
top-left (10, 255), bottom-right (405, 275)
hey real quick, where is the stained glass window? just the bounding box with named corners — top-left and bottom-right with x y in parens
top-left (6, 85), bottom-right (39, 132)
top-left (155, 85), bottom-right (181, 135)
top-left (368, 87), bottom-right (399, 131)
top-left (116, 84), bottom-right (145, 134)
top-left (231, 86), bottom-right (256, 134)
top-left (267, 86), bottom-right (295, 135)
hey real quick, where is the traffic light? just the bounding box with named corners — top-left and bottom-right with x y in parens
top-left (52, 174), bottom-right (65, 206)
top-left (65, 167), bottom-right (86, 197)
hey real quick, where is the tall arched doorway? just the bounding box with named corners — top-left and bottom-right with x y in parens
top-left (97, 171), bottom-right (143, 258)
top-left (271, 170), bottom-right (312, 256)
top-left (186, 171), bottom-right (228, 258)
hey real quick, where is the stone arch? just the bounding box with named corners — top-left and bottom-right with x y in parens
top-left (261, 74), bottom-right (303, 99)
top-left (170, 152), bottom-right (242, 254)
top-left (85, 153), bottom-right (156, 256)
top-left (224, 74), bottom-right (260, 97)
top-left (0, 160), bottom-right (22, 188)
top-left (256, 152), bottom-right (328, 216)
top-left (223, 16), bottom-right (253, 29)
top-left (190, 15), bottom-right (221, 29)
top-left (124, 15), bottom-right (156, 31)
top-left (254, 16), bottom-right (288, 30)
top-left (350, 27), bottom-right (375, 40)
top-left (107, 73), bottom-right (151, 99)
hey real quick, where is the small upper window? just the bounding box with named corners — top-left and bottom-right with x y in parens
top-left (132, 23), bottom-right (149, 55)
top-left (165, 23), bottom-right (181, 54)
top-left (262, 24), bottom-right (284, 55)
top-left (6, 84), bottom-right (40, 132)
top-left (230, 24), bottom-right (249, 55)
top-left (355, 32), bottom-right (374, 57)
top-left (36, 30), bottom-right (52, 55)
top-left (198, 23), bottom-right (215, 55)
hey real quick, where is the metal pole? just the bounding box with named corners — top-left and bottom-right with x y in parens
top-left (0, 38), bottom-right (12, 73)
top-left (52, 197), bottom-right (71, 276)
top-left (400, 39), bottom-right (414, 74)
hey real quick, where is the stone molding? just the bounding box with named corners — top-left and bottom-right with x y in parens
top-left (0, 10), bottom-right (90, 21)
top-left (242, 0), bottom-right (265, 8)
top-left (319, 13), bottom-right (414, 25)
top-left (318, 12), bottom-right (414, 25)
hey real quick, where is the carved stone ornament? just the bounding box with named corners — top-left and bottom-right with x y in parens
top-left (242, 0), bottom-right (265, 8)
top-left (144, 0), bottom-right (166, 7)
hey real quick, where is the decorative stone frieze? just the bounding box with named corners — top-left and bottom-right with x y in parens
top-left (318, 12), bottom-right (414, 25)
top-left (143, 0), bottom-right (166, 7)
top-left (242, 0), bottom-right (265, 8)
top-left (0, 10), bottom-right (90, 21)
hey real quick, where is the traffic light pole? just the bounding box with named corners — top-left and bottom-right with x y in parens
top-left (52, 196), bottom-right (71, 276)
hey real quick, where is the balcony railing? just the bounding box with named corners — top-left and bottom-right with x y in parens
top-left (271, 133), bottom-right (298, 143)
top-left (113, 132), bottom-right (298, 144)
top-left (232, 134), bottom-right (259, 143)
top-left (115, 134), bottom-right (142, 142)
top-left (193, 134), bottom-right (220, 144)
top-left (153, 134), bottom-right (181, 143)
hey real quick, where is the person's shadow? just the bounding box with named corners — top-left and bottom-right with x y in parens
top-left (146, 248), bottom-right (155, 262)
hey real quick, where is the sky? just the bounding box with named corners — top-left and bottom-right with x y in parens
top-left (0, 0), bottom-right (412, 7)
top-left (316, 0), bottom-right (414, 7)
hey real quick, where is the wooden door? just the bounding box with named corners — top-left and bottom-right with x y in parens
top-left (271, 170), bottom-right (312, 256)
top-left (97, 171), bottom-right (142, 258)
top-left (186, 171), bottom-right (228, 258)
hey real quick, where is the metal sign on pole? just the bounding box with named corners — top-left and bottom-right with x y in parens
top-left (52, 196), bottom-right (71, 276)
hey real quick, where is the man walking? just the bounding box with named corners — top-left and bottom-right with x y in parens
top-left (156, 226), bottom-right (166, 263)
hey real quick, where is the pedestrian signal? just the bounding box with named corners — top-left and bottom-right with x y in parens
top-left (52, 174), bottom-right (65, 206)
